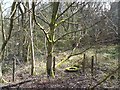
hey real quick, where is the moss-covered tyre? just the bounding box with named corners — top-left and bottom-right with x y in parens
top-left (65, 67), bottom-right (79, 72)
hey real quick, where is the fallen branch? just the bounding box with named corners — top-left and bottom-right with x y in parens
top-left (90, 66), bottom-right (120, 89)
top-left (56, 46), bottom-right (91, 68)
top-left (2, 79), bottom-right (35, 89)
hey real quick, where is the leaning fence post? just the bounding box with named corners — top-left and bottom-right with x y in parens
top-left (91, 56), bottom-right (94, 76)
top-left (53, 57), bottom-right (55, 75)
top-left (12, 57), bottom-right (16, 82)
top-left (82, 54), bottom-right (86, 73)
top-left (90, 56), bottom-right (94, 86)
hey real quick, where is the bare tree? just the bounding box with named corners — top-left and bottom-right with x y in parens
top-left (0, 0), bottom-right (17, 82)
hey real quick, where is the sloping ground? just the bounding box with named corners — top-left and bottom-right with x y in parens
top-left (1, 46), bottom-right (118, 89)
top-left (19, 69), bottom-right (118, 89)
top-left (1, 65), bottom-right (118, 89)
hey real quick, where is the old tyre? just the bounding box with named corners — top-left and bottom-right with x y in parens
top-left (65, 67), bottom-right (79, 72)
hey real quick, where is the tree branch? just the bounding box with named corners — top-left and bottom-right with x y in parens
top-left (54, 17), bottom-right (106, 44)
top-left (55, 2), bottom-right (76, 21)
top-left (32, 1), bottom-right (49, 42)
top-left (35, 14), bottom-right (49, 25)
top-left (55, 2), bottom-right (88, 28)
top-left (55, 46), bottom-right (91, 68)
top-left (51, 2), bottom-right (59, 24)
top-left (91, 66), bottom-right (120, 89)
top-left (1, 1), bottom-right (17, 54)
top-left (2, 79), bottom-right (35, 89)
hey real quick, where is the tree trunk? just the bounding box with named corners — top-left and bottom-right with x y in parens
top-left (0, 3), bottom-right (6, 76)
top-left (0, 3), bottom-right (4, 82)
top-left (53, 57), bottom-right (55, 75)
top-left (29, 1), bottom-right (35, 75)
top-left (46, 2), bottom-right (59, 77)
top-left (47, 25), bottom-right (54, 77)
top-left (22, 37), bottom-right (29, 62)
top-left (0, 1), bottom-right (17, 83)
top-left (22, 1), bottom-right (29, 63)
top-left (46, 41), bottom-right (53, 77)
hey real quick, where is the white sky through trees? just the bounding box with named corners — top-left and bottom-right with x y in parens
top-left (0, 0), bottom-right (117, 16)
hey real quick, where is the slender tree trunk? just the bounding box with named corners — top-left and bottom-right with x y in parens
top-left (45, 36), bottom-right (47, 60)
top-left (118, 2), bottom-right (120, 87)
top-left (22, 1), bottom-right (29, 62)
top-left (0, 1), bottom-right (17, 83)
top-left (0, 3), bottom-right (6, 70)
top-left (23, 42), bottom-right (29, 62)
top-left (29, 1), bottom-right (35, 75)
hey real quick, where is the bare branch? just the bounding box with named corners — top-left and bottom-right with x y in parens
top-left (2, 79), bottom-right (36, 89)
top-left (55, 2), bottom-right (88, 27)
top-left (1, 2), bottom-right (17, 53)
top-left (51, 2), bottom-right (59, 24)
top-left (35, 14), bottom-right (49, 25)
top-left (91, 66), bottom-right (120, 89)
top-left (55, 2), bottom-right (76, 21)
top-left (55, 46), bottom-right (92, 68)
top-left (54, 17), bottom-right (106, 44)
top-left (32, 1), bottom-right (49, 42)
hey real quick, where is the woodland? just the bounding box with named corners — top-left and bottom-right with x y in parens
top-left (0, 0), bottom-right (119, 89)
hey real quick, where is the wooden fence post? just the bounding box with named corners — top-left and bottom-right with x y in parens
top-left (82, 54), bottom-right (86, 73)
top-left (90, 56), bottom-right (94, 86)
top-left (53, 57), bottom-right (55, 75)
top-left (12, 57), bottom-right (16, 82)
top-left (91, 56), bottom-right (94, 76)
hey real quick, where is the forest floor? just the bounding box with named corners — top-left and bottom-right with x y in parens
top-left (2, 64), bottom-right (119, 89)
top-left (1, 46), bottom-right (119, 89)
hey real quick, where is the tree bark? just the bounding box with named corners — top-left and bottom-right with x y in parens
top-left (53, 57), bottom-right (55, 75)
top-left (46, 41), bottom-right (53, 77)
top-left (46, 2), bottom-right (59, 77)
top-left (29, 1), bottom-right (35, 75)
top-left (22, 1), bottom-right (29, 62)
top-left (0, 1), bottom-right (17, 83)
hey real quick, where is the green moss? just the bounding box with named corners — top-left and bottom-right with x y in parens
top-left (0, 77), bottom-right (8, 83)
top-left (51, 70), bottom-right (55, 78)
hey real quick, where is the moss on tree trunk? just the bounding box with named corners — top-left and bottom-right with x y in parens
top-left (46, 43), bottom-right (52, 76)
